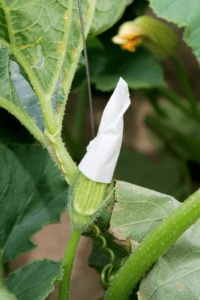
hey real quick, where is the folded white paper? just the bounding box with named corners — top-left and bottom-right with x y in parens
top-left (78, 77), bottom-right (131, 183)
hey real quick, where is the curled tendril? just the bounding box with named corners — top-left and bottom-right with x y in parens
top-left (92, 225), bottom-right (116, 287)
top-left (92, 224), bottom-right (131, 288)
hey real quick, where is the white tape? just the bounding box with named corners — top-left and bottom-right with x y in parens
top-left (78, 77), bottom-right (131, 183)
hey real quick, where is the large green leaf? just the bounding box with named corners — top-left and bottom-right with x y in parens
top-left (0, 144), bottom-right (68, 264)
top-left (11, 60), bottom-right (45, 132)
top-left (0, 0), bottom-right (73, 93)
top-left (72, 44), bottom-right (166, 92)
top-left (5, 259), bottom-right (62, 300)
top-left (89, 0), bottom-right (127, 36)
top-left (109, 181), bottom-right (180, 243)
top-left (109, 181), bottom-right (200, 298)
top-left (149, 0), bottom-right (200, 64)
top-left (0, 0), bottom-right (96, 133)
top-left (114, 148), bottom-right (190, 200)
top-left (138, 220), bottom-right (200, 299)
top-left (0, 45), bottom-right (46, 144)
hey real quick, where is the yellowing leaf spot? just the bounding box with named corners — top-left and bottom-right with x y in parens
top-left (57, 43), bottom-right (63, 54)
top-left (30, 2), bottom-right (34, 5)
top-left (86, 8), bottom-right (91, 21)
top-left (36, 36), bottom-right (42, 43)
top-left (77, 19), bottom-right (81, 26)
top-left (178, 284), bottom-right (184, 290)
top-left (20, 44), bottom-right (32, 50)
top-left (27, 27), bottom-right (31, 31)
top-left (64, 11), bottom-right (68, 22)
top-left (72, 50), bottom-right (76, 58)
top-left (65, 68), bottom-right (68, 74)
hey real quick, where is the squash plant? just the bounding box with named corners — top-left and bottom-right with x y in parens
top-left (0, 0), bottom-right (200, 300)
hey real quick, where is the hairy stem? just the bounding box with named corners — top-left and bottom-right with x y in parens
top-left (105, 188), bottom-right (200, 300)
top-left (58, 226), bottom-right (82, 300)
top-left (45, 131), bottom-right (78, 184)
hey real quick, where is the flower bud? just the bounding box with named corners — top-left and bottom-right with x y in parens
top-left (112, 16), bottom-right (178, 57)
top-left (68, 170), bottom-right (107, 229)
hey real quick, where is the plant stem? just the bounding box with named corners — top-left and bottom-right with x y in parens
top-left (58, 226), bottom-right (82, 300)
top-left (170, 55), bottom-right (200, 122)
top-left (157, 87), bottom-right (196, 121)
top-left (45, 131), bottom-right (78, 184)
top-left (105, 188), bottom-right (200, 300)
top-left (0, 96), bottom-right (47, 146)
top-left (72, 83), bottom-right (88, 145)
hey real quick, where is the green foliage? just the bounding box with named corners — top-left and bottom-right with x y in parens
top-left (138, 220), bottom-right (200, 299)
top-left (5, 259), bottom-right (63, 300)
top-left (72, 42), bottom-right (166, 93)
top-left (146, 101), bottom-right (200, 163)
top-left (149, 0), bottom-right (200, 64)
top-left (114, 148), bottom-right (190, 200)
top-left (0, 0), bottom-right (200, 299)
top-left (109, 181), bottom-right (180, 243)
top-left (0, 144), bottom-right (68, 264)
top-left (89, 0), bottom-right (128, 36)
top-left (0, 44), bottom-right (46, 144)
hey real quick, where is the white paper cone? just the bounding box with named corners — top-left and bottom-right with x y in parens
top-left (78, 77), bottom-right (131, 183)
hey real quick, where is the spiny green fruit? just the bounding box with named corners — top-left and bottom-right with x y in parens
top-left (68, 170), bottom-right (108, 230)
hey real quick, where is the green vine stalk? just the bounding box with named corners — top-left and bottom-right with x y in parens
top-left (105, 188), bottom-right (200, 300)
top-left (58, 227), bottom-right (82, 300)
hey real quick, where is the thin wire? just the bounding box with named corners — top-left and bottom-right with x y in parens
top-left (77, 0), bottom-right (95, 139)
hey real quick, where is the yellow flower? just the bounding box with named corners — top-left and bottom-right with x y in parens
top-left (112, 16), bottom-right (178, 57)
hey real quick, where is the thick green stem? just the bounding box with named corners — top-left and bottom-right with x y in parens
top-left (72, 83), bottom-right (88, 145)
top-left (58, 226), bottom-right (82, 300)
top-left (170, 55), bottom-right (200, 122)
top-left (45, 131), bottom-right (78, 184)
top-left (105, 188), bottom-right (200, 300)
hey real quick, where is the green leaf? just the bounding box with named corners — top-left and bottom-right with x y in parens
top-left (149, 0), bottom-right (200, 64)
top-left (114, 148), bottom-right (190, 200)
top-left (4, 259), bottom-right (63, 300)
top-left (138, 220), bottom-right (200, 299)
top-left (86, 35), bottom-right (104, 50)
top-left (89, 0), bottom-right (127, 36)
top-left (92, 45), bottom-right (166, 91)
top-left (0, 0), bottom-right (72, 94)
top-left (0, 45), bottom-right (46, 144)
top-left (109, 181), bottom-right (180, 243)
top-left (11, 60), bottom-right (45, 132)
top-left (73, 43), bottom-right (166, 92)
top-left (0, 283), bottom-right (17, 300)
top-left (0, 144), bottom-right (68, 264)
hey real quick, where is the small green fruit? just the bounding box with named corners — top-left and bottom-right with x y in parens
top-left (68, 170), bottom-right (108, 229)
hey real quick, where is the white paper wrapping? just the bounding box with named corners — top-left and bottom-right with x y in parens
top-left (78, 77), bottom-right (131, 183)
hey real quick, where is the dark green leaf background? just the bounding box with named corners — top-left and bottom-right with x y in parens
top-left (0, 144), bottom-right (68, 264)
